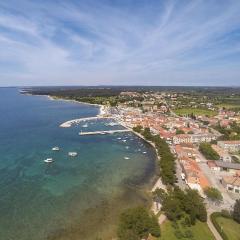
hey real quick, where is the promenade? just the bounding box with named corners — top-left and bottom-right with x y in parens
top-left (78, 129), bottom-right (131, 135)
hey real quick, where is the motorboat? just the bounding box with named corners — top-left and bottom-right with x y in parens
top-left (44, 158), bottom-right (54, 163)
top-left (52, 147), bottom-right (60, 151)
top-left (124, 157), bottom-right (130, 160)
top-left (68, 152), bottom-right (78, 157)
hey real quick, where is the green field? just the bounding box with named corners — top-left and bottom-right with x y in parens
top-left (149, 220), bottom-right (214, 240)
top-left (215, 217), bottom-right (240, 240)
top-left (216, 103), bottom-right (240, 109)
top-left (174, 108), bottom-right (217, 117)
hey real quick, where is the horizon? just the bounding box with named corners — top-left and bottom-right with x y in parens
top-left (2, 84), bottom-right (240, 88)
top-left (0, 0), bottom-right (240, 86)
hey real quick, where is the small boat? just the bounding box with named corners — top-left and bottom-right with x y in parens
top-left (117, 137), bottom-right (122, 140)
top-left (125, 146), bottom-right (129, 149)
top-left (44, 158), bottom-right (54, 163)
top-left (122, 140), bottom-right (127, 142)
top-left (143, 151), bottom-right (147, 154)
top-left (68, 152), bottom-right (78, 157)
top-left (124, 157), bottom-right (130, 160)
top-left (105, 122), bottom-right (118, 126)
top-left (82, 123), bottom-right (88, 128)
top-left (52, 147), bottom-right (60, 151)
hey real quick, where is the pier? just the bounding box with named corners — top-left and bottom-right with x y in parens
top-left (60, 116), bottom-right (112, 128)
top-left (79, 129), bottom-right (131, 135)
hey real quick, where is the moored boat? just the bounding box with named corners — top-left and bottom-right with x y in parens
top-left (52, 147), bottom-right (60, 151)
top-left (68, 152), bottom-right (78, 157)
top-left (44, 158), bottom-right (54, 163)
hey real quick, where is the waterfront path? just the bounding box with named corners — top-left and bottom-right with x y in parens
top-left (78, 129), bottom-right (131, 135)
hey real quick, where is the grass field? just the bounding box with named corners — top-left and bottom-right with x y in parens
top-left (216, 103), bottom-right (240, 109)
top-left (215, 217), bottom-right (240, 240)
top-left (174, 108), bottom-right (217, 117)
top-left (149, 220), bottom-right (214, 240)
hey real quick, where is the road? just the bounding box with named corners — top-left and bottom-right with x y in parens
top-left (197, 151), bottom-right (234, 210)
top-left (207, 210), bottom-right (223, 240)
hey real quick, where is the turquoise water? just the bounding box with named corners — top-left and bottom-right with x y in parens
top-left (0, 88), bottom-right (156, 240)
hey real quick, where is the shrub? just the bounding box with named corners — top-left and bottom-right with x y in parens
top-left (210, 212), bottom-right (229, 240)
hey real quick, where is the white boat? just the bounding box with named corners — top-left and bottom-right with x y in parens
top-left (105, 122), bottom-right (118, 126)
top-left (52, 147), bottom-right (60, 151)
top-left (117, 137), bottom-right (122, 140)
top-left (44, 158), bottom-right (54, 163)
top-left (68, 152), bottom-right (78, 157)
top-left (82, 123), bottom-right (88, 128)
top-left (143, 151), bottom-right (147, 154)
top-left (124, 157), bottom-right (130, 160)
top-left (125, 146), bottom-right (129, 149)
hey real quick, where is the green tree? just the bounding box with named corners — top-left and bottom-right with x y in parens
top-left (149, 215), bottom-right (161, 237)
top-left (233, 199), bottom-right (240, 223)
top-left (117, 206), bottom-right (160, 240)
top-left (204, 187), bottom-right (223, 203)
top-left (132, 125), bottom-right (142, 133)
top-left (176, 129), bottom-right (185, 134)
top-left (199, 143), bottom-right (220, 160)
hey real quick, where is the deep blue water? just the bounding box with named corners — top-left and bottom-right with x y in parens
top-left (0, 88), bottom-right (156, 240)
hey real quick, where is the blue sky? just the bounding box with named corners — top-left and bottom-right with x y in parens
top-left (0, 0), bottom-right (240, 86)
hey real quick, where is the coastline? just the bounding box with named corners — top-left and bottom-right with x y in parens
top-left (46, 95), bottom-right (105, 116)
top-left (27, 91), bottom-right (163, 213)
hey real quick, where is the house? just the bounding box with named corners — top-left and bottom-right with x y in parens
top-left (217, 141), bottom-right (240, 152)
top-left (214, 161), bottom-right (240, 174)
top-left (207, 161), bottom-right (220, 171)
top-left (179, 157), bottom-right (210, 194)
top-left (173, 133), bottom-right (216, 145)
top-left (211, 144), bottom-right (231, 162)
top-left (222, 174), bottom-right (240, 194)
top-left (174, 144), bottom-right (200, 161)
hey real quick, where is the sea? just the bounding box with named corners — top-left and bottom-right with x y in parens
top-left (0, 88), bottom-right (157, 240)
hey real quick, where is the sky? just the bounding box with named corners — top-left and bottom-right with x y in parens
top-left (0, 0), bottom-right (240, 86)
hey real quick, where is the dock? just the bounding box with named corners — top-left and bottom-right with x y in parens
top-left (79, 129), bottom-right (131, 135)
top-left (60, 116), bottom-right (112, 128)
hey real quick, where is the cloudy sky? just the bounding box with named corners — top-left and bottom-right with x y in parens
top-left (0, 0), bottom-right (240, 86)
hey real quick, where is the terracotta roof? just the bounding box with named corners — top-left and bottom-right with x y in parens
top-left (223, 175), bottom-right (240, 187)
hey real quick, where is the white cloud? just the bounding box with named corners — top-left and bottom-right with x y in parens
top-left (0, 0), bottom-right (239, 86)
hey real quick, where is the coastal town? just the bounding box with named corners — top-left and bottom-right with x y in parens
top-left (100, 89), bottom-right (240, 239)
top-left (106, 91), bottom-right (240, 201)
top-left (26, 86), bottom-right (240, 240)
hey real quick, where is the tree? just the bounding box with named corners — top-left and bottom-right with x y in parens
top-left (149, 215), bottom-right (161, 237)
top-left (233, 199), bottom-right (240, 223)
top-left (142, 127), bottom-right (152, 140)
top-left (176, 129), bottom-right (185, 134)
top-left (199, 143), bottom-right (220, 160)
top-left (162, 197), bottom-right (183, 221)
top-left (204, 187), bottom-right (223, 203)
top-left (132, 125), bottom-right (142, 133)
top-left (117, 206), bottom-right (160, 240)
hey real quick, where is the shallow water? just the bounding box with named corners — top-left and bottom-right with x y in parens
top-left (0, 88), bottom-right (156, 240)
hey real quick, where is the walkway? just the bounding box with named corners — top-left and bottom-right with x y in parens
top-left (207, 210), bottom-right (223, 240)
top-left (78, 129), bottom-right (131, 135)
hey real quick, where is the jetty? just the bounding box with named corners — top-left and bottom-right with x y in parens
top-left (60, 116), bottom-right (112, 128)
top-left (79, 129), bottom-right (131, 136)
